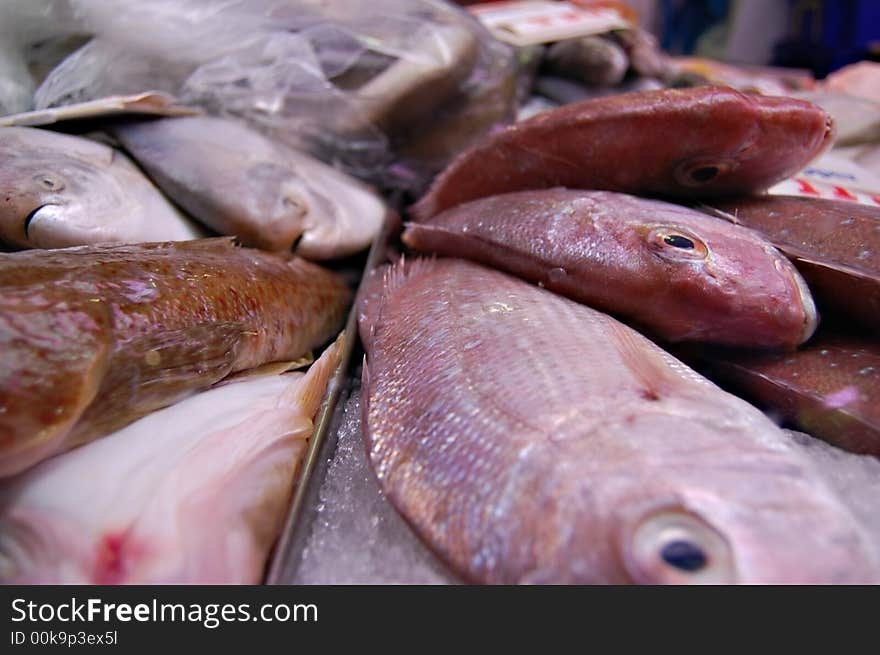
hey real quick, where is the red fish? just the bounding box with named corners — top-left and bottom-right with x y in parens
top-left (703, 195), bottom-right (880, 330)
top-left (697, 334), bottom-right (880, 456)
top-left (359, 258), bottom-right (877, 584)
top-left (403, 189), bottom-right (816, 349)
top-left (411, 86), bottom-right (834, 220)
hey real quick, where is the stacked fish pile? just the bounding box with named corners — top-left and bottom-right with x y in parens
top-left (1, 0), bottom-right (505, 583)
top-left (358, 85), bottom-right (880, 583)
top-left (2, 2), bottom-right (880, 586)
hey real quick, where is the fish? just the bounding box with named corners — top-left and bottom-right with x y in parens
top-left (543, 36), bottom-right (629, 87)
top-left (342, 22), bottom-right (479, 137)
top-left (0, 337), bottom-right (342, 584)
top-left (410, 86), bottom-right (835, 220)
top-left (693, 334), bottom-right (880, 457)
top-left (0, 238), bottom-right (350, 477)
top-left (0, 126), bottom-right (204, 249)
top-left (702, 195), bottom-right (880, 331)
top-left (111, 115), bottom-right (386, 257)
top-left (402, 189), bottom-right (817, 349)
top-left (358, 258), bottom-right (877, 584)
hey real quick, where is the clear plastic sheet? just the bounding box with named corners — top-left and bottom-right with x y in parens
top-left (28, 0), bottom-right (516, 192)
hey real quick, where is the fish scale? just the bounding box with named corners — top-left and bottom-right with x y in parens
top-left (359, 258), bottom-right (878, 584)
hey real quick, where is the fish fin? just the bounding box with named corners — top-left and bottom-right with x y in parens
top-left (67, 321), bottom-right (246, 447)
top-left (216, 353), bottom-right (315, 385)
top-left (607, 319), bottom-right (682, 401)
top-left (695, 203), bottom-right (741, 225)
top-left (357, 256), bottom-right (437, 339)
top-left (283, 334), bottom-right (344, 420)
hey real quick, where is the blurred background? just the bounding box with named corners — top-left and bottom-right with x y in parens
top-left (459, 0), bottom-right (880, 77)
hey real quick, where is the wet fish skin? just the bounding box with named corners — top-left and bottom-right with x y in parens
top-left (544, 36), bottom-right (629, 87)
top-left (695, 334), bottom-right (880, 456)
top-left (0, 238), bottom-right (351, 477)
top-left (0, 338), bottom-right (341, 584)
top-left (402, 189), bottom-right (817, 349)
top-left (0, 126), bottom-right (203, 249)
top-left (359, 258), bottom-right (877, 584)
top-left (703, 195), bottom-right (880, 331)
top-left (112, 115), bottom-right (386, 258)
top-left (411, 86), bottom-right (834, 220)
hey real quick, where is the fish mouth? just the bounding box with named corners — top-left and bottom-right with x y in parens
top-left (23, 204), bottom-right (52, 240)
top-left (778, 258), bottom-right (818, 344)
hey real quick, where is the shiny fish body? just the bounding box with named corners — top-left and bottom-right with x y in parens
top-left (0, 238), bottom-right (350, 477)
top-left (0, 126), bottom-right (203, 249)
top-left (403, 189), bottom-right (816, 349)
top-left (704, 195), bottom-right (880, 331)
top-left (698, 334), bottom-right (880, 456)
top-left (359, 258), bottom-right (877, 584)
top-left (411, 86), bottom-right (834, 220)
top-left (0, 339), bottom-right (341, 584)
top-left (112, 116), bottom-right (386, 258)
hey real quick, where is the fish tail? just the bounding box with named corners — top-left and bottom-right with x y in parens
top-left (285, 333), bottom-right (344, 420)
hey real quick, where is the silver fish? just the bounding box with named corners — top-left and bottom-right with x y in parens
top-left (0, 126), bottom-right (203, 249)
top-left (111, 115), bottom-right (386, 257)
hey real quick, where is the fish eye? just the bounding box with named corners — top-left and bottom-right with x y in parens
top-left (625, 509), bottom-right (736, 584)
top-left (663, 234), bottom-right (695, 249)
top-left (33, 173), bottom-right (65, 192)
top-left (660, 540), bottom-right (707, 571)
top-left (649, 227), bottom-right (709, 260)
top-left (674, 158), bottom-right (735, 188)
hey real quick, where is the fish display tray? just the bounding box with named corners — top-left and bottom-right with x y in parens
top-left (263, 211), bottom-right (460, 584)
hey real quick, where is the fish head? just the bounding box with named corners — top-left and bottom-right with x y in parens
top-left (608, 412), bottom-right (878, 584)
top-left (0, 138), bottom-right (125, 248)
top-left (661, 88), bottom-right (835, 196)
top-left (630, 205), bottom-right (817, 348)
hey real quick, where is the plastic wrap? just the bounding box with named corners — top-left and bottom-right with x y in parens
top-left (29, 0), bottom-right (516, 192)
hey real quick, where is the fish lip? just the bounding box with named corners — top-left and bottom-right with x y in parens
top-left (23, 204), bottom-right (53, 240)
top-left (784, 261), bottom-right (819, 344)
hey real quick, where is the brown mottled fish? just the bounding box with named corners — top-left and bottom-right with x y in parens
top-left (359, 258), bottom-right (877, 584)
top-left (696, 333), bottom-right (880, 456)
top-left (411, 86), bottom-right (834, 220)
top-left (111, 116), bottom-right (386, 258)
top-left (0, 238), bottom-right (350, 477)
top-left (403, 189), bottom-right (816, 349)
top-left (0, 126), bottom-right (203, 249)
top-left (702, 195), bottom-right (880, 330)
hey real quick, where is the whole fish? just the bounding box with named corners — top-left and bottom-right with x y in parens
top-left (696, 334), bottom-right (880, 456)
top-left (544, 36), bottom-right (629, 87)
top-left (703, 195), bottom-right (880, 331)
top-left (411, 86), bottom-right (834, 220)
top-left (359, 258), bottom-right (877, 584)
top-left (0, 126), bottom-right (203, 249)
top-left (0, 338), bottom-right (341, 584)
top-left (0, 238), bottom-right (350, 477)
top-left (111, 115), bottom-right (386, 257)
top-left (402, 189), bottom-right (816, 349)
